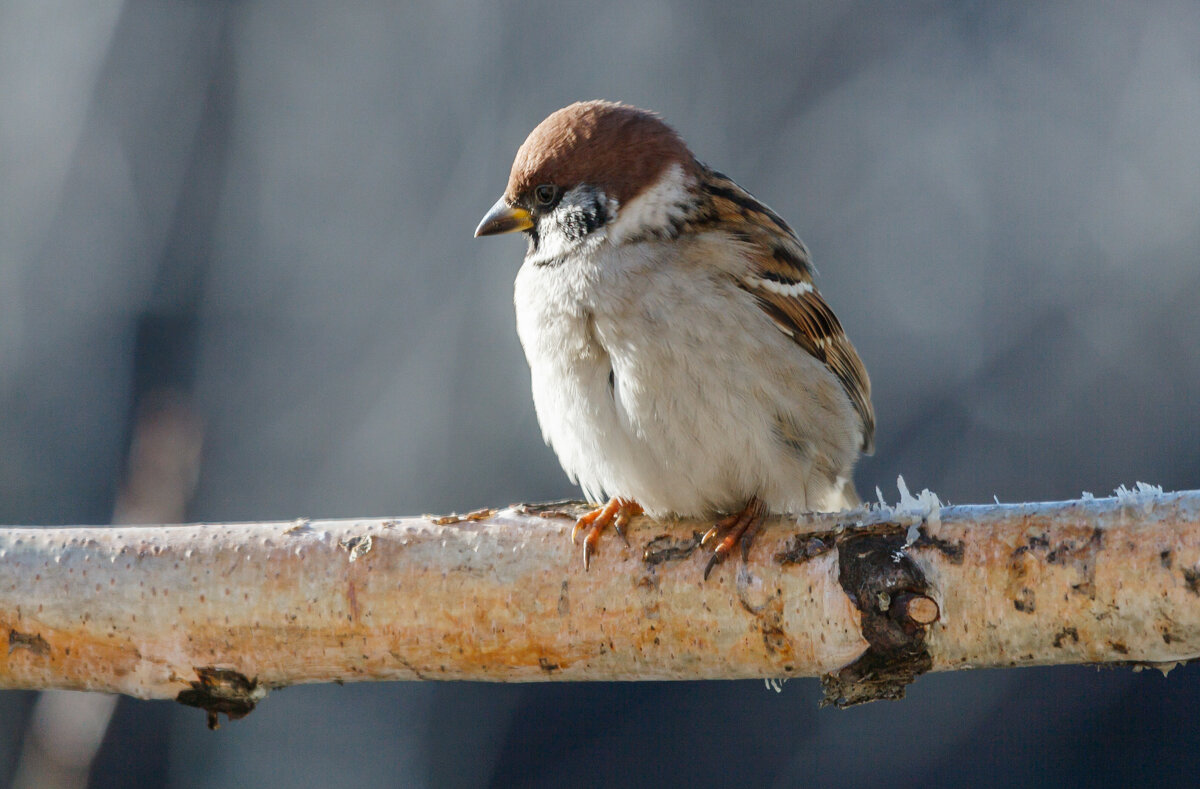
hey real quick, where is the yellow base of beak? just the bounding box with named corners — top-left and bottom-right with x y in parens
top-left (475, 198), bottom-right (533, 237)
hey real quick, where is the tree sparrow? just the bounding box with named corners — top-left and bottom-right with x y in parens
top-left (476, 101), bottom-right (874, 577)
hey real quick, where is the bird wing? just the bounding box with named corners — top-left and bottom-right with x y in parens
top-left (694, 169), bottom-right (875, 453)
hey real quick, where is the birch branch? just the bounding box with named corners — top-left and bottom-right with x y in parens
top-left (2, 487), bottom-right (1198, 726)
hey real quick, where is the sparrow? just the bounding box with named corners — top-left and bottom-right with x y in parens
top-left (476, 101), bottom-right (874, 577)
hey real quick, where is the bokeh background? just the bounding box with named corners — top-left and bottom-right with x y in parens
top-left (2, 0), bottom-right (1199, 786)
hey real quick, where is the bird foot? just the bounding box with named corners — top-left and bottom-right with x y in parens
top-left (571, 498), bottom-right (642, 570)
top-left (701, 498), bottom-right (767, 580)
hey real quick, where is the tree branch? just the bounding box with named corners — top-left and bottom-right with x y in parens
top-left (2, 488), bottom-right (1198, 725)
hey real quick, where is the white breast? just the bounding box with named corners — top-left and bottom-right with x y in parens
top-left (513, 232), bottom-right (861, 518)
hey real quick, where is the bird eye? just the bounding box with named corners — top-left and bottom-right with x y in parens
top-left (533, 184), bottom-right (559, 207)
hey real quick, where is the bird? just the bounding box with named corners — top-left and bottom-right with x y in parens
top-left (475, 100), bottom-right (873, 577)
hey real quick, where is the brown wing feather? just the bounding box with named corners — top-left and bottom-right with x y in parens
top-left (689, 169), bottom-right (875, 453)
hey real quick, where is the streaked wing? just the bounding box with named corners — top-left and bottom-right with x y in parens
top-left (694, 168), bottom-right (875, 453)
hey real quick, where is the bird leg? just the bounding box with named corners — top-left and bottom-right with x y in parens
top-left (571, 497), bottom-right (642, 570)
top-left (701, 497), bottom-right (768, 580)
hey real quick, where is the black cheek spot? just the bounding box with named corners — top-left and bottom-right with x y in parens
top-left (561, 209), bottom-right (589, 242)
top-left (561, 196), bottom-right (608, 242)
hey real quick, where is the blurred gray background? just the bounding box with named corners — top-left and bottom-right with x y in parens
top-left (2, 0), bottom-right (1199, 786)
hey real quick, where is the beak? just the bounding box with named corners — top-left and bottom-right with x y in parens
top-left (474, 197), bottom-right (533, 237)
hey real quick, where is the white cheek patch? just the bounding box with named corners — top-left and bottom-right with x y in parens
top-left (526, 221), bottom-right (578, 267)
top-left (525, 185), bottom-right (611, 267)
top-left (608, 163), bottom-right (693, 244)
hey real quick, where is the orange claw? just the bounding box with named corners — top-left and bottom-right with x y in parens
top-left (702, 498), bottom-right (767, 580)
top-left (572, 498), bottom-right (642, 570)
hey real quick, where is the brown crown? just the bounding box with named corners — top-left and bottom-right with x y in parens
top-left (505, 101), bottom-right (696, 207)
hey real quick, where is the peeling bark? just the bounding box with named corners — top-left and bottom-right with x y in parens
top-left (1, 490), bottom-right (1198, 724)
